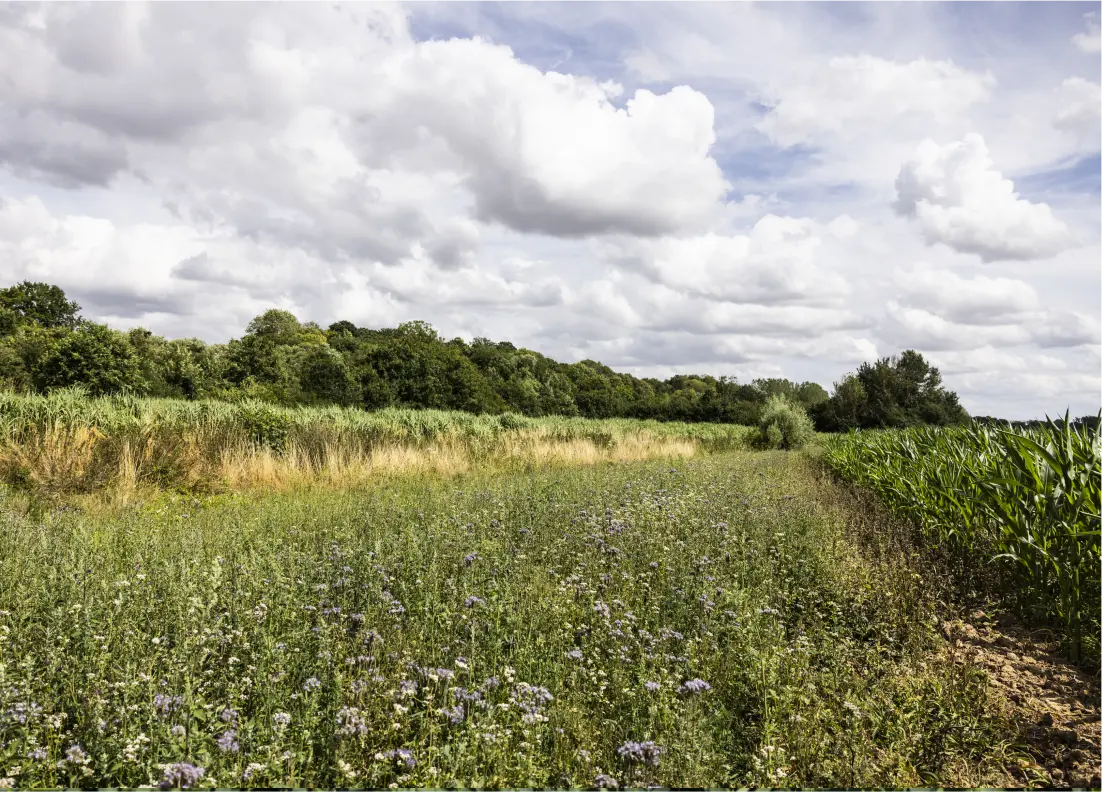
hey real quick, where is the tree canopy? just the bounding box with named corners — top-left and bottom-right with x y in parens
top-left (0, 280), bottom-right (1001, 431)
top-left (811, 351), bottom-right (968, 430)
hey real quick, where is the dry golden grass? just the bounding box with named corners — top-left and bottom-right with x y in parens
top-left (1, 423), bottom-right (703, 499)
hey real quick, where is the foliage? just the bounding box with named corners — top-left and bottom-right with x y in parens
top-left (813, 351), bottom-right (968, 431)
top-left (0, 280), bottom-right (81, 330)
top-left (822, 414), bottom-right (1102, 665)
top-left (755, 395), bottom-right (815, 450)
top-left (0, 453), bottom-right (1016, 788)
top-left (0, 282), bottom-right (886, 428)
top-left (34, 323), bottom-right (147, 396)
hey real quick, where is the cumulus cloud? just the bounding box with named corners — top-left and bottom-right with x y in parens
top-left (1054, 77), bottom-right (1102, 140)
top-left (893, 134), bottom-right (1072, 262)
top-left (0, 1), bottom-right (730, 277)
top-left (1073, 13), bottom-right (1101, 53)
top-left (893, 264), bottom-right (1040, 325)
top-left (606, 214), bottom-right (852, 307)
top-left (1031, 311), bottom-right (1102, 348)
top-left (882, 301), bottom-right (1031, 351)
top-left (354, 37), bottom-right (729, 237)
top-left (757, 55), bottom-right (994, 148)
top-left (883, 273), bottom-right (1098, 352)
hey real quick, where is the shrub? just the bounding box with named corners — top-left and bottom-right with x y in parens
top-left (757, 395), bottom-right (815, 450)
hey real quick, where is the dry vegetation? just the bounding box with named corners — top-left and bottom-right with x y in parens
top-left (0, 389), bottom-right (752, 499)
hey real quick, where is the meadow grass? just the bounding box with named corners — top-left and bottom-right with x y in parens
top-left (0, 388), bottom-right (754, 498)
top-left (0, 452), bottom-right (1021, 790)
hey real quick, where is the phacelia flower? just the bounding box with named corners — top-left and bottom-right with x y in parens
top-left (159, 762), bottom-right (206, 790)
top-left (680, 678), bottom-right (712, 694)
top-left (217, 730), bottom-right (239, 753)
top-left (617, 740), bottom-right (665, 766)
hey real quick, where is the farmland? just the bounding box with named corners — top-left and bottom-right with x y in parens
top-left (823, 417), bottom-right (1101, 665)
top-left (0, 398), bottom-right (1099, 789)
top-left (0, 452), bottom-right (1016, 789)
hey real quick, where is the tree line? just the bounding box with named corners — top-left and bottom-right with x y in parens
top-left (0, 279), bottom-right (1011, 431)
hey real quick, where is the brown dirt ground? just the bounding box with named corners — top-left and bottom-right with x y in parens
top-left (940, 610), bottom-right (1101, 790)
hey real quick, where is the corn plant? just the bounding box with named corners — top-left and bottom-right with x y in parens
top-left (823, 414), bottom-right (1101, 664)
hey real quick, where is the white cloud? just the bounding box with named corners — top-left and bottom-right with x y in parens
top-left (883, 301), bottom-right (1031, 351)
top-left (606, 214), bottom-right (852, 307)
top-left (355, 37), bottom-right (730, 237)
top-left (1054, 77), bottom-right (1102, 140)
top-left (1073, 13), bottom-right (1101, 53)
top-left (893, 264), bottom-right (1040, 325)
top-left (758, 55), bottom-right (994, 149)
top-left (894, 134), bottom-right (1072, 262)
top-left (1031, 311), bottom-right (1102, 348)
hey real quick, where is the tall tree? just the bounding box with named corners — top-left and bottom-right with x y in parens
top-left (0, 281), bottom-right (81, 329)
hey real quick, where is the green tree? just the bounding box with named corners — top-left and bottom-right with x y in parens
top-left (813, 350), bottom-right (967, 431)
top-left (35, 323), bottom-right (145, 395)
top-left (0, 281), bottom-right (81, 329)
top-left (299, 346), bottom-right (359, 406)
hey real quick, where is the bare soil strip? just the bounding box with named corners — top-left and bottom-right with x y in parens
top-left (941, 611), bottom-right (1101, 789)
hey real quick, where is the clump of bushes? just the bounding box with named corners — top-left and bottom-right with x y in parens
top-left (755, 395), bottom-right (815, 450)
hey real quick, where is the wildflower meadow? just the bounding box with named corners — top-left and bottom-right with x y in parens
top-left (0, 452), bottom-right (1022, 789)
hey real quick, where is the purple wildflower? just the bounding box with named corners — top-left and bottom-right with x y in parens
top-left (153, 693), bottom-right (183, 717)
top-left (217, 730), bottom-right (239, 753)
top-left (383, 591), bottom-right (406, 616)
top-left (442, 704), bottom-right (465, 725)
top-left (511, 683), bottom-right (554, 724)
top-left (336, 706), bottom-right (369, 736)
top-left (617, 740), bottom-right (665, 766)
top-left (594, 773), bottom-right (620, 789)
top-left (565, 649), bottom-right (584, 661)
top-left (4, 701), bottom-right (42, 725)
top-left (380, 748), bottom-right (417, 768)
top-left (272, 712), bottom-right (291, 729)
top-left (644, 680), bottom-right (661, 692)
top-left (64, 744), bottom-right (88, 765)
top-left (160, 762), bottom-right (206, 790)
top-left (28, 747), bottom-right (48, 761)
top-left (220, 708), bottom-right (238, 724)
top-left (303, 677), bottom-right (321, 692)
top-left (463, 552), bottom-right (479, 567)
top-left (680, 678), bottom-right (712, 694)
top-left (464, 596), bottom-right (485, 608)
top-left (400, 679), bottom-right (419, 696)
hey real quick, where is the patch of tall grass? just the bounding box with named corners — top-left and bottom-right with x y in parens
top-left (822, 414), bottom-right (1101, 665)
top-left (0, 388), bottom-right (753, 496)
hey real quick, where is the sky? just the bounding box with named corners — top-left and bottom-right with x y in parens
top-left (0, 1), bottom-right (1099, 420)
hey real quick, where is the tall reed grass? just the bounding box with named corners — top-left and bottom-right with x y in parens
top-left (822, 414), bottom-right (1101, 664)
top-left (0, 388), bottom-right (753, 495)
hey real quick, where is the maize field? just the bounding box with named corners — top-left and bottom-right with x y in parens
top-left (822, 415), bottom-right (1101, 665)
